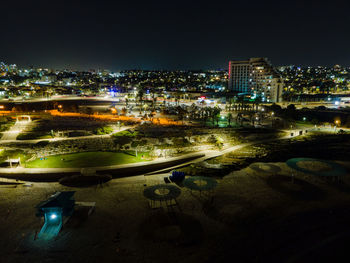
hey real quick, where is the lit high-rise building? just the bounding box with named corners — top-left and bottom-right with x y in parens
top-left (228, 57), bottom-right (283, 102)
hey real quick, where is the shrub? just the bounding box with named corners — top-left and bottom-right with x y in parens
top-left (131, 140), bottom-right (147, 148)
top-left (172, 137), bottom-right (191, 147)
top-left (93, 126), bottom-right (114, 135)
top-left (36, 141), bottom-right (49, 147)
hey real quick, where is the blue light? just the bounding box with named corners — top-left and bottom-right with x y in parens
top-left (50, 214), bottom-right (57, 220)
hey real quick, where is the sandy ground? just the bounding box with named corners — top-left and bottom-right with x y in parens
top-left (1, 160), bottom-right (350, 263)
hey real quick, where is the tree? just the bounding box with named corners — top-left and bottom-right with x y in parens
top-left (175, 91), bottom-right (182, 106)
top-left (270, 103), bottom-right (282, 113)
top-left (85, 107), bottom-right (93, 116)
top-left (254, 96), bottom-right (262, 112)
top-left (121, 107), bottom-right (127, 115)
top-left (227, 112), bottom-right (233, 127)
top-left (212, 106), bottom-right (221, 126)
top-left (151, 92), bottom-right (157, 111)
top-left (282, 91), bottom-right (293, 102)
top-left (237, 95), bottom-right (245, 111)
top-left (137, 89), bottom-right (144, 107)
top-left (320, 80), bottom-right (336, 94)
top-left (311, 118), bottom-right (319, 125)
top-left (176, 106), bottom-right (187, 125)
top-left (286, 104), bottom-right (296, 111)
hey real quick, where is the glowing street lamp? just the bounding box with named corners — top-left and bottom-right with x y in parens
top-left (50, 213), bottom-right (57, 220)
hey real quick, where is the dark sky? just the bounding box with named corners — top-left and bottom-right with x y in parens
top-left (2, 0), bottom-right (350, 70)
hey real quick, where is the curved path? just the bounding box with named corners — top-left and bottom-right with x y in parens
top-left (0, 125), bottom-right (135, 144)
top-left (0, 129), bottom-right (302, 182)
top-left (0, 152), bottom-right (205, 182)
top-left (145, 132), bottom-right (295, 175)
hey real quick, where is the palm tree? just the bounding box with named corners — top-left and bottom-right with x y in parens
top-left (137, 89), bottom-right (144, 106)
top-left (227, 112), bottom-right (233, 127)
top-left (212, 106), bottom-right (221, 126)
top-left (237, 96), bottom-right (245, 111)
top-left (151, 92), bottom-right (157, 111)
top-left (255, 96), bottom-right (262, 112)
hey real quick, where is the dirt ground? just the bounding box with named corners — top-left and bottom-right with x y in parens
top-left (1, 160), bottom-right (350, 263)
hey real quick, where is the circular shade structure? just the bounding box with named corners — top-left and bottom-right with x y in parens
top-left (249, 163), bottom-right (281, 174)
top-left (286, 158), bottom-right (347, 177)
top-left (143, 184), bottom-right (181, 201)
top-left (183, 176), bottom-right (217, 192)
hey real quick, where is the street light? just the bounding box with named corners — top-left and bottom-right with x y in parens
top-left (50, 213), bottom-right (57, 220)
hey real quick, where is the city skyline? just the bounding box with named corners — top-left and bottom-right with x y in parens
top-left (2, 0), bottom-right (350, 70)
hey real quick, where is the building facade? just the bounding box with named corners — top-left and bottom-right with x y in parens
top-left (228, 58), bottom-right (283, 102)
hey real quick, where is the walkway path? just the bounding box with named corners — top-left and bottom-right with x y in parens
top-left (0, 130), bottom-right (301, 181)
top-left (1, 121), bottom-right (33, 141)
top-left (0, 125), bottom-right (135, 144)
top-left (145, 132), bottom-right (294, 175)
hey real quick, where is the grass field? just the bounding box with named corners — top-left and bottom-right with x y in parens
top-left (25, 151), bottom-right (150, 168)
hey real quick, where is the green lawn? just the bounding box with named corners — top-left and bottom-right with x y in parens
top-left (25, 151), bottom-right (150, 168)
top-left (0, 149), bottom-right (29, 161)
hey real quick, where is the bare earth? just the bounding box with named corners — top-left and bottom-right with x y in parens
top-left (1, 160), bottom-right (350, 263)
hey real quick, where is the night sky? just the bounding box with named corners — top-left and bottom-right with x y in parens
top-left (2, 0), bottom-right (349, 70)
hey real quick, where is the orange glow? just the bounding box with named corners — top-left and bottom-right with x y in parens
top-left (48, 110), bottom-right (183, 126)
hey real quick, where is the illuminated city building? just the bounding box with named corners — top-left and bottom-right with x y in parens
top-left (228, 58), bottom-right (284, 102)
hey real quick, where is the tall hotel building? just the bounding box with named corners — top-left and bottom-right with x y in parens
top-left (228, 58), bottom-right (283, 102)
